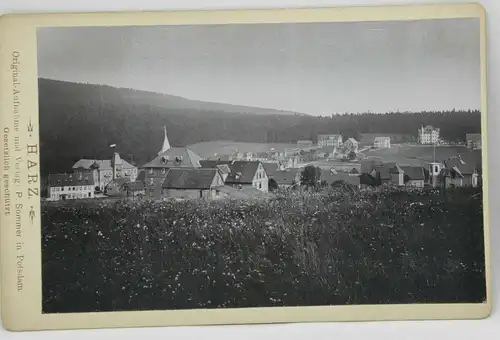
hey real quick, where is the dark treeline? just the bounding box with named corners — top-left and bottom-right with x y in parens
top-left (39, 78), bottom-right (481, 177)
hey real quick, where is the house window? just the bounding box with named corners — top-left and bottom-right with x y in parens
top-left (88, 192), bottom-right (92, 197)
top-left (161, 168), bottom-right (166, 174)
top-left (259, 183), bottom-right (262, 189)
top-left (149, 178), bottom-right (154, 185)
top-left (149, 168), bottom-right (153, 174)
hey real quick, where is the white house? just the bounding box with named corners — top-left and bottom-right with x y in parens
top-left (47, 171), bottom-right (95, 201)
top-left (225, 161), bottom-right (269, 192)
top-left (317, 134), bottom-right (343, 148)
top-left (200, 160), bottom-right (269, 193)
top-left (344, 138), bottom-right (359, 153)
top-left (373, 136), bottom-right (391, 148)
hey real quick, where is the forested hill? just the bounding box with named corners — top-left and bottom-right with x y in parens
top-left (38, 78), bottom-right (481, 177)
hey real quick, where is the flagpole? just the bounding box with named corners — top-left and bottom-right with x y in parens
top-left (433, 141), bottom-right (436, 164)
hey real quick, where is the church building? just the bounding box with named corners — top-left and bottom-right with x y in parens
top-left (140, 126), bottom-right (204, 198)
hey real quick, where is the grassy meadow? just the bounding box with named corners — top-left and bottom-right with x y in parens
top-left (363, 145), bottom-right (482, 166)
top-left (187, 140), bottom-right (298, 158)
top-left (41, 186), bottom-right (486, 313)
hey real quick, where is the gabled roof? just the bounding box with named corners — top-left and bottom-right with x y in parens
top-left (48, 171), bottom-right (95, 187)
top-left (142, 147), bottom-right (202, 168)
top-left (361, 159), bottom-right (384, 174)
top-left (225, 161), bottom-right (261, 184)
top-left (389, 164), bottom-right (404, 175)
top-left (262, 162), bottom-right (279, 177)
top-left (372, 162), bottom-right (398, 180)
top-left (346, 138), bottom-right (359, 145)
top-left (72, 158), bottom-right (135, 171)
top-left (162, 168), bottom-right (221, 189)
top-left (399, 166), bottom-right (426, 180)
top-left (216, 164), bottom-right (231, 175)
top-left (450, 166), bottom-right (465, 179)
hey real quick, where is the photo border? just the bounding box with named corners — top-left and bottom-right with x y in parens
top-left (0, 2), bottom-right (490, 331)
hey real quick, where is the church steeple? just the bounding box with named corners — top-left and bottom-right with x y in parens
top-left (158, 126), bottom-right (171, 155)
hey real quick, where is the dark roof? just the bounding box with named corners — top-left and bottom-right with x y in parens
top-left (372, 162), bottom-right (398, 180)
top-left (321, 171), bottom-right (360, 186)
top-left (262, 162), bottom-right (279, 177)
top-left (200, 160), bottom-right (234, 177)
top-left (361, 159), bottom-right (384, 174)
top-left (123, 181), bottom-right (145, 191)
top-left (399, 166), bottom-right (426, 180)
top-left (48, 171), bottom-right (95, 187)
top-left (216, 164), bottom-right (231, 174)
top-left (162, 168), bottom-right (220, 189)
top-left (270, 170), bottom-right (298, 186)
top-left (225, 161), bottom-right (261, 184)
top-left (142, 147), bottom-right (202, 168)
top-left (388, 164), bottom-right (404, 175)
top-left (199, 160), bottom-right (233, 168)
top-left (136, 170), bottom-right (146, 182)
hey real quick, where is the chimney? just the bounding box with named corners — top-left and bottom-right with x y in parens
top-left (112, 152), bottom-right (123, 179)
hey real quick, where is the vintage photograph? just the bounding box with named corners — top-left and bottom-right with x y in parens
top-left (37, 18), bottom-right (486, 314)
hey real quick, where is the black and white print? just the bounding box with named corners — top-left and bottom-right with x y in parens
top-left (37, 18), bottom-right (486, 313)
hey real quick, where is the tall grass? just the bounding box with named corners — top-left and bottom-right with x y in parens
top-left (41, 187), bottom-right (486, 313)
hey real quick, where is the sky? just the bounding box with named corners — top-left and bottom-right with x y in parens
top-left (37, 18), bottom-right (481, 116)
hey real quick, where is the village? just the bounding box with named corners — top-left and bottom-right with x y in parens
top-left (44, 124), bottom-right (483, 202)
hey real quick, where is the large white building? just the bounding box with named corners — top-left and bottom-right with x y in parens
top-left (47, 171), bottom-right (95, 201)
top-left (373, 137), bottom-right (391, 148)
top-left (418, 125), bottom-right (440, 144)
top-left (72, 152), bottom-right (138, 191)
top-left (317, 134), bottom-right (343, 148)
